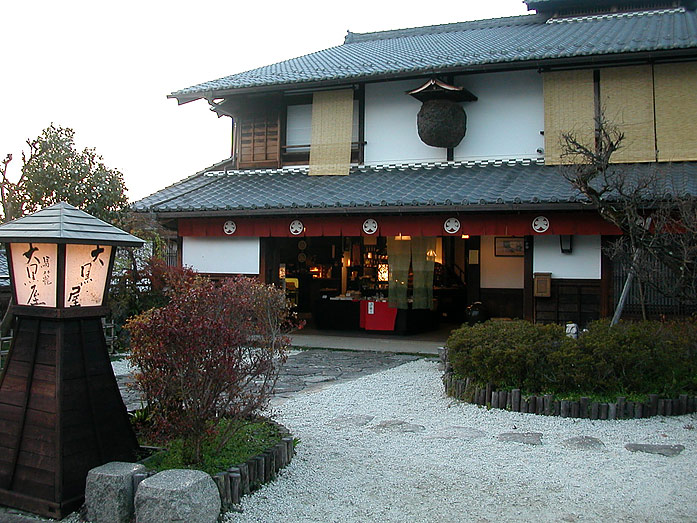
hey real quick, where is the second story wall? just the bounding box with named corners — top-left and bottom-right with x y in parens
top-left (364, 79), bottom-right (447, 164)
top-left (453, 70), bottom-right (544, 162)
top-left (363, 70), bottom-right (545, 165)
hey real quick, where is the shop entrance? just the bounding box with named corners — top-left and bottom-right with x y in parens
top-left (262, 236), bottom-right (470, 334)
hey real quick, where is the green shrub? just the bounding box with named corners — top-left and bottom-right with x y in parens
top-left (447, 320), bottom-right (566, 392)
top-left (574, 319), bottom-right (697, 397)
top-left (447, 319), bottom-right (697, 398)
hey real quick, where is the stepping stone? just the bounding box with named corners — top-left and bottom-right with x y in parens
top-left (425, 426), bottom-right (486, 440)
top-left (304, 375), bottom-right (336, 384)
top-left (328, 415), bottom-right (375, 428)
top-left (625, 443), bottom-right (685, 457)
top-left (497, 432), bottom-right (543, 445)
top-left (373, 419), bottom-right (426, 433)
top-left (561, 436), bottom-right (605, 450)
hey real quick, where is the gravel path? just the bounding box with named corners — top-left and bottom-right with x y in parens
top-left (225, 359), bottom-right (697, 523)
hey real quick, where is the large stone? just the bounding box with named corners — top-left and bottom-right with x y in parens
top-left (135, 469), bottom-right (221, 523)
top-left (86, 461), bottom-right (146, 523)
top-left (625, 443), bottom-right (685, 457)
top-left (497, 432), bottom-right (543, 445)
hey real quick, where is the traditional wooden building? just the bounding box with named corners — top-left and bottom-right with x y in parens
top-left (135, 0), bottom-right (697, 329)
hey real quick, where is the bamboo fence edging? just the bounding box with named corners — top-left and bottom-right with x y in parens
top-left (442, 371), bottom-right (697, 419)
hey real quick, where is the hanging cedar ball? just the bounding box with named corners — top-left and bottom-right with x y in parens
top-left (417, 98), bottom-right (467, 148)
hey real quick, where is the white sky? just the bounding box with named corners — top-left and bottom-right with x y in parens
top-left (0, 0), bottom-right (530, 203)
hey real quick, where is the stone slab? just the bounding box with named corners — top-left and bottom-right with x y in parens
top-left (424, 426), bottom-right (486, 440)
top-left (625, 443), bottom-right (685, 457)
top-left (497, 432), bottom-right (543, 445)
top-left (561, 436), bottom-right (605, 450)
top-left (373, 419), bottom-right (426, 433)
top-left (328, 414), bottom-right (376, 428)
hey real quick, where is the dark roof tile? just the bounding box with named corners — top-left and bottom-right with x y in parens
top-left (133, 161), bottom-right (697, 215)
top-left (172, 8), bottom-right (697, 100)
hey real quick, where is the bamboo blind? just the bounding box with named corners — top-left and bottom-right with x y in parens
top-left (654, 62), bottom-right (697, 162)
top-left (309, 89), bottom-right (354, 176)
top-left (543, 70), bottom-right (596, 165)
top-left (600, 65), bottom-right (656, 163)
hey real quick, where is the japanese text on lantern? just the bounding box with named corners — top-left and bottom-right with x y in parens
top-left (11, 243), bottom-right (57, 307)
top-left (64, 244), bottom-right (112, 307)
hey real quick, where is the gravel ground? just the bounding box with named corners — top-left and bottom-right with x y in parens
top-left (224, 359), bottom-right (697, 523)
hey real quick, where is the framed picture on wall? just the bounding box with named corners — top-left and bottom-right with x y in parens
top-left (494, 237), bottom-right (524, 257)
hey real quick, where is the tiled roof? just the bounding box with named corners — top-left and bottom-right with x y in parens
top-left (172, 7), bottom-right (697, 101)
top-left (133, 160), bottom-right (697, 215)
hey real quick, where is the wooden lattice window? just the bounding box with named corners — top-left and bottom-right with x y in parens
top-left (237, 111), bottom-right (281, 169)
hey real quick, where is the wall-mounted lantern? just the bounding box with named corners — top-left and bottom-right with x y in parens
top-left (407, 78), bottom-right (477, 149)
top-left (559, 234), bottom-right (573, 254)
top-left (0, 202), bottom-right (144, 518)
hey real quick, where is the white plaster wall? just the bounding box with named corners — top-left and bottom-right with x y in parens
top-left (480, 236), bottom-right (524, 289)
top-left (363, 71), bottom-right (544, 165)
top-left (454, 70), bottom-right (545, 161)
top-left (533, 235), bottom-right (601, 279)
top-left (286, 104), bottom-right (312, 151)
top-left (364, 79), bottom-right (447, 164)
top-left (182, 237), bottom-right (260, 274)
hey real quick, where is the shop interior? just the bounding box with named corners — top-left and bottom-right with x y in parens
top-left (264, 235), bottom-right (495, 334)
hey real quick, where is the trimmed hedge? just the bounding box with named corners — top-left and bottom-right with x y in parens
top-left (447, 319), bottom-right (697, 398)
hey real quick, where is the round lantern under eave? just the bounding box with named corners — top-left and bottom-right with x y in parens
top-left (417, 99), bottom-right (467, 148)
top-left (408, 78), bottom-right (477, 149)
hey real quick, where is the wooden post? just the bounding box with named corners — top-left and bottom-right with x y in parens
top-left (511, 389), bottom-right (521, 412)
top-left (560, 400), bottom-right (570, 418)
top-left (523, 236), bottom-right (534, 322)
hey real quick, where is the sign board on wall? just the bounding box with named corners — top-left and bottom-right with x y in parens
top-left (182, 236), bottom-right (260, 274)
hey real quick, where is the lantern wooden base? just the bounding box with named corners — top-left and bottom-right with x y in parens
top-left (0, 315), bottom-right (139, 519)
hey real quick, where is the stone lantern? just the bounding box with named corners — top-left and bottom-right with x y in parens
top-left (0, 203), bottom-right (144, 518)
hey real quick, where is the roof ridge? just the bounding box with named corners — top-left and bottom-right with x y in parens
top-left (344, 14), bottom-right (544, 44)
top-left (547, 6), bottom-right (685, 23)
top-left (205, 158), bottom-right (547, 177)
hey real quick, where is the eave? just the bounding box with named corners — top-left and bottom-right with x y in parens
top-left (169, 48), bottom-right (697, 106)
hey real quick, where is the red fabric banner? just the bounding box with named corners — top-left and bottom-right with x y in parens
top-left (178, 212), bottom-right (621, 238)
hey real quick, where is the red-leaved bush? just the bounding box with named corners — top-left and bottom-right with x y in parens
top-left (126, 275), bottom-right (297, 464)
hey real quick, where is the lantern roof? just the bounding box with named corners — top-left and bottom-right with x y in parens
top-left (0, 202), bottom-right (144, 247)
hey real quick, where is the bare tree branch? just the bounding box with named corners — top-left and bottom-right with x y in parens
top-left (560, 112), bottom-right (697, 313)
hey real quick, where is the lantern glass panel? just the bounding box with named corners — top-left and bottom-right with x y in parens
top-left (10, 243), bottom-right (57, 307)
top-left (64, 244), bottom-right (112, 307)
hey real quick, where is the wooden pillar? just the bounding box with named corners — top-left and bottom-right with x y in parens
top-left (523, 235), bottom-right (534, 322)
top-left (465, 236), bottom-right (481, 305)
